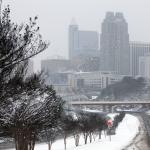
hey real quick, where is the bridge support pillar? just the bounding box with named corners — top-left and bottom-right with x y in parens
top-left (102, 105), bottom-right (113, 113)
top-left (142, 104), bottom-right (149, 111)
top-left (103, 105), bottom-right (107, 112)
top-left (108, 105), bottom-right (113, 113)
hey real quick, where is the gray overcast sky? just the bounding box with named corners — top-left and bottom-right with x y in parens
top-left (3, 0), bottom-right (150, 70)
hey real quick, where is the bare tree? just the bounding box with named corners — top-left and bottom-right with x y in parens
top-left (78, 111), bottom-right (108, 144)
top-left (60, 114), bottom-right (78, 150)
top-left (41, 127), bottom-right (61, 150)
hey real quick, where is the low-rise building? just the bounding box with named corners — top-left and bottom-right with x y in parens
top-left (68, 71), bottom-right (125, 91)
top-left (139, 54), bottom-right (150, 78)
top-left (41, 59), bottom-right (71, 73)
top-left (130, 41), bottom-right (150, 77)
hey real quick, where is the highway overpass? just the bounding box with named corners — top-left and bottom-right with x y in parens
top-left (69, 101), bottom-right (150, 112)
top-left (70, 101), bottom-right (150, 106)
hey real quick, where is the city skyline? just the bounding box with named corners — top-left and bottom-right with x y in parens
top-left (3, 0), bottom-right (150, 71)
top-left (0, 1), bottom-right (150, 150)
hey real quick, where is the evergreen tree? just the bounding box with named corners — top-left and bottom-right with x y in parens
top-left (0, 4), bottom-right (64, 150)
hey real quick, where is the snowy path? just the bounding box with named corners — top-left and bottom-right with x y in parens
top-left (124, 116), bottom-right (150, 150)
top-left (8, 114), bottom-right (140, 150)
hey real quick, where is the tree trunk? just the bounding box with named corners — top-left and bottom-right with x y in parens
top-left (83, 133), bottom-right (88, 144)
top-left (99, 131), bottom-right (101, 139)
top-left (74, 134), bottom-right (80, 147)
top-left (15, 138), bottom-right (19, 150)
top-left (30, 138), bottom-right (36, 150)
top-left (15, 130), bottom-right (36, 150)
top-left (48, 142), bottom-right (51, 150)
top-left (64, 134), bottom-right (67, 150)
top-left (15, 136), bottom-right (28, 150)
top-left (89, 132), bottom-right (92, 143)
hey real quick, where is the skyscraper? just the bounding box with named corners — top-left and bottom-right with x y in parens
top-left (69, 20), bottom-right (99, 60)
top-left (100, 12), bottom-right (130, 75)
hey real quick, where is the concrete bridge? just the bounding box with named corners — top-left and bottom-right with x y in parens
top-left (70, 101), bottom-right (150, 105)
top-left (69, 101), bottom-right (150, 112)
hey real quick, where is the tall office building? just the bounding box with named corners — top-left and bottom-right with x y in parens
top-left (130, 41), bottom-right (150, 77)
top-left (69, 20), bottom-right (99, 60)
top-left (100, 12), bottom-right (130, 75)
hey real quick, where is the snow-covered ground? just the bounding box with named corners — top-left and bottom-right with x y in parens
top-left (9, 114), bottom-right (140, 150)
